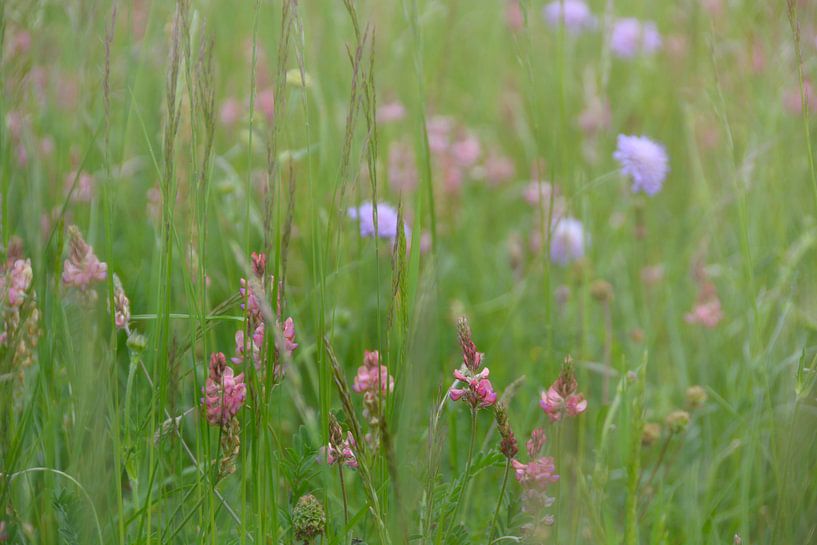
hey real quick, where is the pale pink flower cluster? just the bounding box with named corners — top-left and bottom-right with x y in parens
top-left (62, 226), bottom-right (107, 291)
top-left (540, 359), bottom-right (587, 422)
top-left (202, 352), bottom-right (247, 426)
top-left (113, 274), bottom-right (131, 331)
top-left (512, 428), bottom-right (559, 524)
top-left (64, 171), bottom-right (95, 202)
top-left (427, 116), bottom-right (484, 194)
top-left (377, 100), bottom-right (406, 124)
top-left (321, 431), bottom-right (359, 469)
top-left (234, 252), bottom-right (298, 378)
top-left (685, 281), bottom-right (723, 328)
top-left (448, 317), bottom-right (498, 409)
top-left (4, 259), bottom-right (33, 308)
top-left (388, 141), bottom-right (418, 192)
top-left (353, 350), bottom-right (395, 395)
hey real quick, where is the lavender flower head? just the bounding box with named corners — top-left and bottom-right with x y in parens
top-left (550, 218), bottom-right (586, 266)
top-left (610, 18), bottom-right (662, 59)
top-left (62, 225), bottom-right (107, 291)
top-left (543, 1), bottom-right (596, 34)
top-left (613, 134), bottom-right (669, 196)
top-left (348, 202), bottom-right (410, 242)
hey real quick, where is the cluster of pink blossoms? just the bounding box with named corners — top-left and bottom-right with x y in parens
top-left (62, 226), bottom-right (107, 293)
top-left (685, 280), bottom-right (723, 329)
top-left (321, 415), bottom-right (359, 469)
top-left (321, 431), bottom-right (359, 469)
top-left (202, 352), bottom-right (247, 426)
top-left (512, 428), bottom-right (559, 524)
top-left (448, 317), bottom-right (497, 409)
top-left (540, 357), bottom-right (588, 422)
top-left (234, 252), bottom-right (298, 377)
top-left (3, 258), bottom-right (32, 308)
top-left (353, 350), bottom-right (394, 395)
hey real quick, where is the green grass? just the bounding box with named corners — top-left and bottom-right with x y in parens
top-left (1, 0), bottom-right (816, 543)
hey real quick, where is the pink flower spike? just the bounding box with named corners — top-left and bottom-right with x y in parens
top-left (282, 317), bottom-right (298, 355)
top-left (62, 226), bottom-right (107, 292)
top-left (526, 428), bottom-right (546, 457)
top-left (540, 356), bottom-right (587, 422)
top-left (202, 353), bottom-right (247, 426)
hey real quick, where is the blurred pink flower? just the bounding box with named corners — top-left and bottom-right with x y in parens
top-left (512, 456), bottom-right (559, 489)
top-left (64, 171), bottom-right (95, 202)
top-left (526, 428), bottom-right (546, 457)
top-left (505, 0), bottom-right (524, 31)
top-left (540, 358), bottom-right (587, 422)
top-left (220, 97), bottom-right (242, 126)
top-left (388, 141), bottom-right (418, 192)
top-left (685, 282), bottom-right (723, 328)
top-left (377, 100), bottom-right (406, 123)
top-left (62, 226), bottom-right (107, 291)
top-left (257, 87), bottom-right (275, 122)
top-left (451, 132), bottom-right (481, 168)
top-left (482, 152), bottom-right (516, 185)
top-left (281, 316), bottom-right (298, 356)
top-left (4, 259), bottom-right (32, 308)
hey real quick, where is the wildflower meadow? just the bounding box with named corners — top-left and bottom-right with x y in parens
top-left (2, 0), bottom-right (817, 543)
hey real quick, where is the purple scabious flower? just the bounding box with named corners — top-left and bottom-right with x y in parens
top-left (550, 218), bottom-right (585, 265)
top-left (348, 202), bottom-right (410, 242)
top-left (613, 134), bottom-right (669, 196)
top-left (543, 1), bottom-right (596, 34)
top-left (609, 18), bottom-right (661, 59)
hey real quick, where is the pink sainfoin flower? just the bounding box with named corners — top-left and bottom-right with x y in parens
top-left (353, 350), bottom-right (395, 395)
top-left (388, 141), bottom-right (418, 192)
top-left (62, 226), bottom-right (107, 291)
top-left (257, 87), bottom-right (275, 123)
top-left (505, 0), bottom-right (524, 32)
top-left (220, 97), bottom-right (242, 126)
top-left (282, 317), bottom-right (298, 355)
top-left (377, 100), bottom-right (406, 124)
top-left (685, 281), bottom-right (723, 328)
top-left (482, 151), bottom-right (516, 186)
top-left (64, 171), bottom-right (95, 203)
top-left (540, 356), bottom-right (587, 422)
top-left (202, 352), bottom-right (247, 426)
top-left (512, 455), bottom-right (559, 491)
top-left (449, 317), bottom-right (498, 409)
top-left (112, 274), bottom-right (131, 331)
top-left (233, 322), bottom-right (265, 367)
top-left (512, 429), bottom-right (559, 524)
top-left (321, 431), bottom-right (359, 469)
top-left (5, 259), bottom-right (33, 308)
top-left (526, 427), bottom-right (547, 457)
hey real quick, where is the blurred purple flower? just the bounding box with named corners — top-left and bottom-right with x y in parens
top-left (543, 1), bottom-right (596, 34)
top-left (348, 202), bottom-right (410, 242)
top-left (613, 134), bottom-right (669, 196)
top-left (610, 18), bottom-right (661, 58)
top-left (550, 218), bottom-right (585, 265)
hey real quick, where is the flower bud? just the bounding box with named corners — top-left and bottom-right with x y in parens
top-left (590, 279), bottom-right (613, 303)
top-left (641, 422), bottom-right (662, 446)
top-left (665, 410), bottom-right (690, 434)
top-left (686, 385), bottom-right (708, 408)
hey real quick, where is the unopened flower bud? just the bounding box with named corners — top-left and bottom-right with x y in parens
top-left (642, 422), bottom-right (662, 446)
top-left (590, 279), bottom-right (613, 303)
top-left (127, 332), bottom-right (147, 352)
top-left (686, 385), bottom-right (708, 408)
top-left (665, 410), bottom-right (690, 434)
